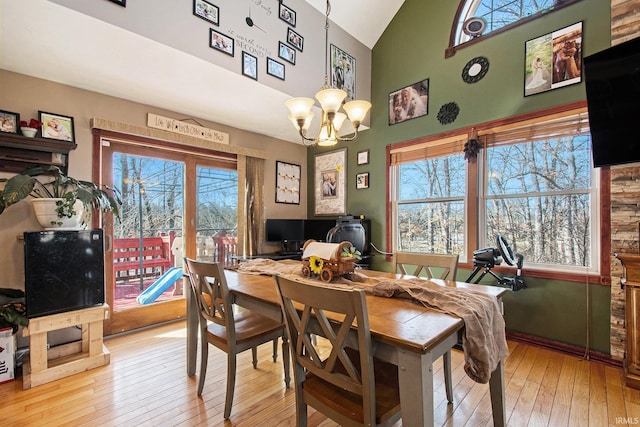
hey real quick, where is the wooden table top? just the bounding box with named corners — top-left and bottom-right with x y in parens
top-left (225, 269), bottom-right (506, 354)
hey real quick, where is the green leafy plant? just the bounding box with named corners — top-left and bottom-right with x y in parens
top-left (340, 245), bottom-right (362, 260)
top-left (0, 165), bottom-right (121, 224)
top-left (0, 288), bottom-right (28, 333)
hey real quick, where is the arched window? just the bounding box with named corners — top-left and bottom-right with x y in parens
top-left (446, 0), bottom-right (580, 57)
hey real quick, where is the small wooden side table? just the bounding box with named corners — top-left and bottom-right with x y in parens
top-left (22, 304), bottom-right (110, 390)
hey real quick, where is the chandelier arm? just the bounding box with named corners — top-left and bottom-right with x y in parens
top-left (336, 128), bottom-right (360, 142)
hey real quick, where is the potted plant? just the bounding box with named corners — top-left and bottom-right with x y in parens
top-left (0, 165), bottom-right (121, 228)
top-left (0, 288), bottom-right (28, 333)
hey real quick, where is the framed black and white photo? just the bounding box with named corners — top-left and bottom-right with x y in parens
top-left (38, 111), bottom-right (75, 143)
top-left (524, 21), bottom-right (583, 96)
top-left (107, 0), bottom-right (125, 6)
top-left (314, 149), bottom-right (346, 216)
top-left (193, 0), bottom-right (219, 26)
top-left (388, 79), bottom-right (429, 125)
top-left (287, 28), bottom-right (303, 52)
top-left (330, 44), bottom-right (355, 101)
top-left (357, 149), bottom-right (369, 166)
top-left (278, 41), bottom-right (296, 65)
top-left (0, 110), bottom-right (20, 134)
top-left (356, 172), bottom-right (369, 190)
top-left (242, 52), bottom-right (258, 80)
top-left (275, 161), bottom-right (301, 204)
top-left (279, 3), bottom-right (296, 27)
top-left (210, 28), bottom-right (234, 56)
top-left (267, 57), bottom-right (285, 80)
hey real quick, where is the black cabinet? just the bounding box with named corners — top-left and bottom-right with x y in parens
top-left (0, 133), bottom-right (76, 173)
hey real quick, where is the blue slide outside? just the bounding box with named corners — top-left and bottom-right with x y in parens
top-left (136, 267), bottom-right (185, 305)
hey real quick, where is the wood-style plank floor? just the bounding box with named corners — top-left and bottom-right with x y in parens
top-left (1, 320), bottom-right (639, 426)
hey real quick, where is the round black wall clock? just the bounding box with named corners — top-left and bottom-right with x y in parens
top-left (462, 56), bottom-right (489, 83)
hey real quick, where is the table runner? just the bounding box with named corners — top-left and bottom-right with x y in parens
top-left (235, 258), bottom-right (508, 383)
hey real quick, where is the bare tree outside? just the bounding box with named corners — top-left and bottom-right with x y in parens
top-left (395, 133), bottom-right (594, 269)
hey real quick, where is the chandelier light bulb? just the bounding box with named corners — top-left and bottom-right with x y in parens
top-left (343, 100), bottom-right (372, 126)
top-left (285, 97), bottom-right (314, 120)
top-left (315, 88), bottom-right (347, 114)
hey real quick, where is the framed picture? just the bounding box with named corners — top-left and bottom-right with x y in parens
top-left (267, 57), bottom-right (285, 80)
top-left (242, 52), bottom-right (258, 80)
top-left (330, 44), bottom-right (355, 101)
top-left (107, 0), bottom-right (125, 6)
top-left (287, 28), bottom-right (304, 52)
top-left (0, 110), bottom-right (20, 134)
top-left (193, 0), bottom-right (219, 26)
top-left (356, 172), bottom-right (369, 190)
top-left (275, 161), bottom-right (301, 204)
top-left (38, 111), bottom-right (75, 142)
top-left (357, 149), bottom-right (369, 166)
top-left (314, 148), bottom-right (346, 216)
top-left (210, 28), bottom-right (234, 56)
top-left (524, 21), bottom-right (583, 97)
top-left (388, 78), bottom-right (429, 125)
top-left (279, 3), bottom-right (296, 27)
top-left (278, 42), bottom-right (295, 65)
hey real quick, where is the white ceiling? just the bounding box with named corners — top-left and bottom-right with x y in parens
top-left (0, 0), bottom-right (404, 144)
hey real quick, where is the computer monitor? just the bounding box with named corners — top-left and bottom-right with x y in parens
top-left (265, 219), bottom-right (305, 242)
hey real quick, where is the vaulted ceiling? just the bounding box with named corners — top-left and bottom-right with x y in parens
top-left (1, 0), bottom-right (405, 144)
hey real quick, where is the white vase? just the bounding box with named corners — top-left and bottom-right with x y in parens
top-left (30, 198), bottom-right (87, 230)
top-left (20, 127), bottom-right (37, 138)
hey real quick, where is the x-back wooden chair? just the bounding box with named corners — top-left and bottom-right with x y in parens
top-left (184, 258), bottom-right (290, 419)
top-left (393, 251), bottom-right (459, 403)
top-left (274, 275), bottom-right (401, 427)
top-left (393, 252), bottom-right (459, 280)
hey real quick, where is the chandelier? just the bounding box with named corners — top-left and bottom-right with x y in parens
top-left (285, 0), bottom-right (371, 147)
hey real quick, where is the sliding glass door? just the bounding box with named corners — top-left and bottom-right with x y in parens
top-left (100, 137), bottom-right (237, 334)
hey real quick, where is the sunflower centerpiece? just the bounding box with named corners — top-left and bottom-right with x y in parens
top-left (301, 240), bottom-right (359, 283)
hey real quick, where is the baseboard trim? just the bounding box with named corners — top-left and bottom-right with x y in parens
top-left (506, 330), bottom-right (622, 368)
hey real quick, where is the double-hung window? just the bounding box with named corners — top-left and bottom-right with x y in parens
top-left (390, 107), bottom-right (599, 274)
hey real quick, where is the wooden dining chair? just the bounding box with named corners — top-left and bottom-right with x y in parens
top-left (274, 275), bottom-right (402, 427)
top-left (184, 258), bottom-right (290, 419)
top-left (393, 251), bottom-right (459, 403)
top-left (393, 252), bottom-right (459, 280)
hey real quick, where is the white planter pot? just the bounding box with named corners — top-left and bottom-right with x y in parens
top-left (30, 198), bottom-right (86, 230)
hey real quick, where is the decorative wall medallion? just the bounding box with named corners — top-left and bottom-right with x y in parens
top-left (462, 56), bottom-right (489, 83)
top-left (437, 102), bottom-right (460, 125)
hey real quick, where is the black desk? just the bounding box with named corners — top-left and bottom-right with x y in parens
top-left (233, 252), bottom-right (301, 262)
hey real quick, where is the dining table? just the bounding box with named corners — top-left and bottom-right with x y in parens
top-left (185, 267), bottom-right (507, 427)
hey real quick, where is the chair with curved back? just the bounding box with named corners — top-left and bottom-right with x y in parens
top-left (184, 258), bottom-right (290, 419)
top-left (274, 275), bottom-right (402, 427)
top-left (393, 251), bottom-right (459, 404)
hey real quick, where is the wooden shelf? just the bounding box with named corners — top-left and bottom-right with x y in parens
top-left (0, 133), bottom-right (77, 173)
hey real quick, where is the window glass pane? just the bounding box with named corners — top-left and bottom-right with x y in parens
top-left (486, 135), bottom-right (592, 195)
top-left (398, 202), bottom-right (465, 254)
top-left (484, 134), bottom-right (593, 268)
top-left (396, 155), bottom-right (466, 254)
top-left (195, 166), bottom-right (238, 265)
top-left (398, 156), bottom-right (466, 200)
top-left (459, 0), bottom-right (559, 44)
top-left (485, 194), bottom-right (591, 266)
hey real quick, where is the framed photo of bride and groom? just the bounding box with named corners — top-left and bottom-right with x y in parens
top-left (524, 21), bottom-right (582, 97)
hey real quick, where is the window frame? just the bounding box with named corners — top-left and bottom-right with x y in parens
top-left (386, 101), bottom-right (611, 285)
top-left (445, 0), bottom-right (581, 58)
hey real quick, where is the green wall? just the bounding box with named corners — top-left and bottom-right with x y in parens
top-left (308, 0), bottom-right (613, 354)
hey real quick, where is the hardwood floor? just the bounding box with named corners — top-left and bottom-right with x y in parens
top-left (1, 320), bottom-right (639, 426)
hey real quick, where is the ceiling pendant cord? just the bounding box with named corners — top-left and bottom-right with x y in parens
top-left (323, 0), bottom-right (331, 88)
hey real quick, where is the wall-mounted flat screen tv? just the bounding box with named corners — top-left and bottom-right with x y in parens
top-left (584, 37), bottom-right (640, 167)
